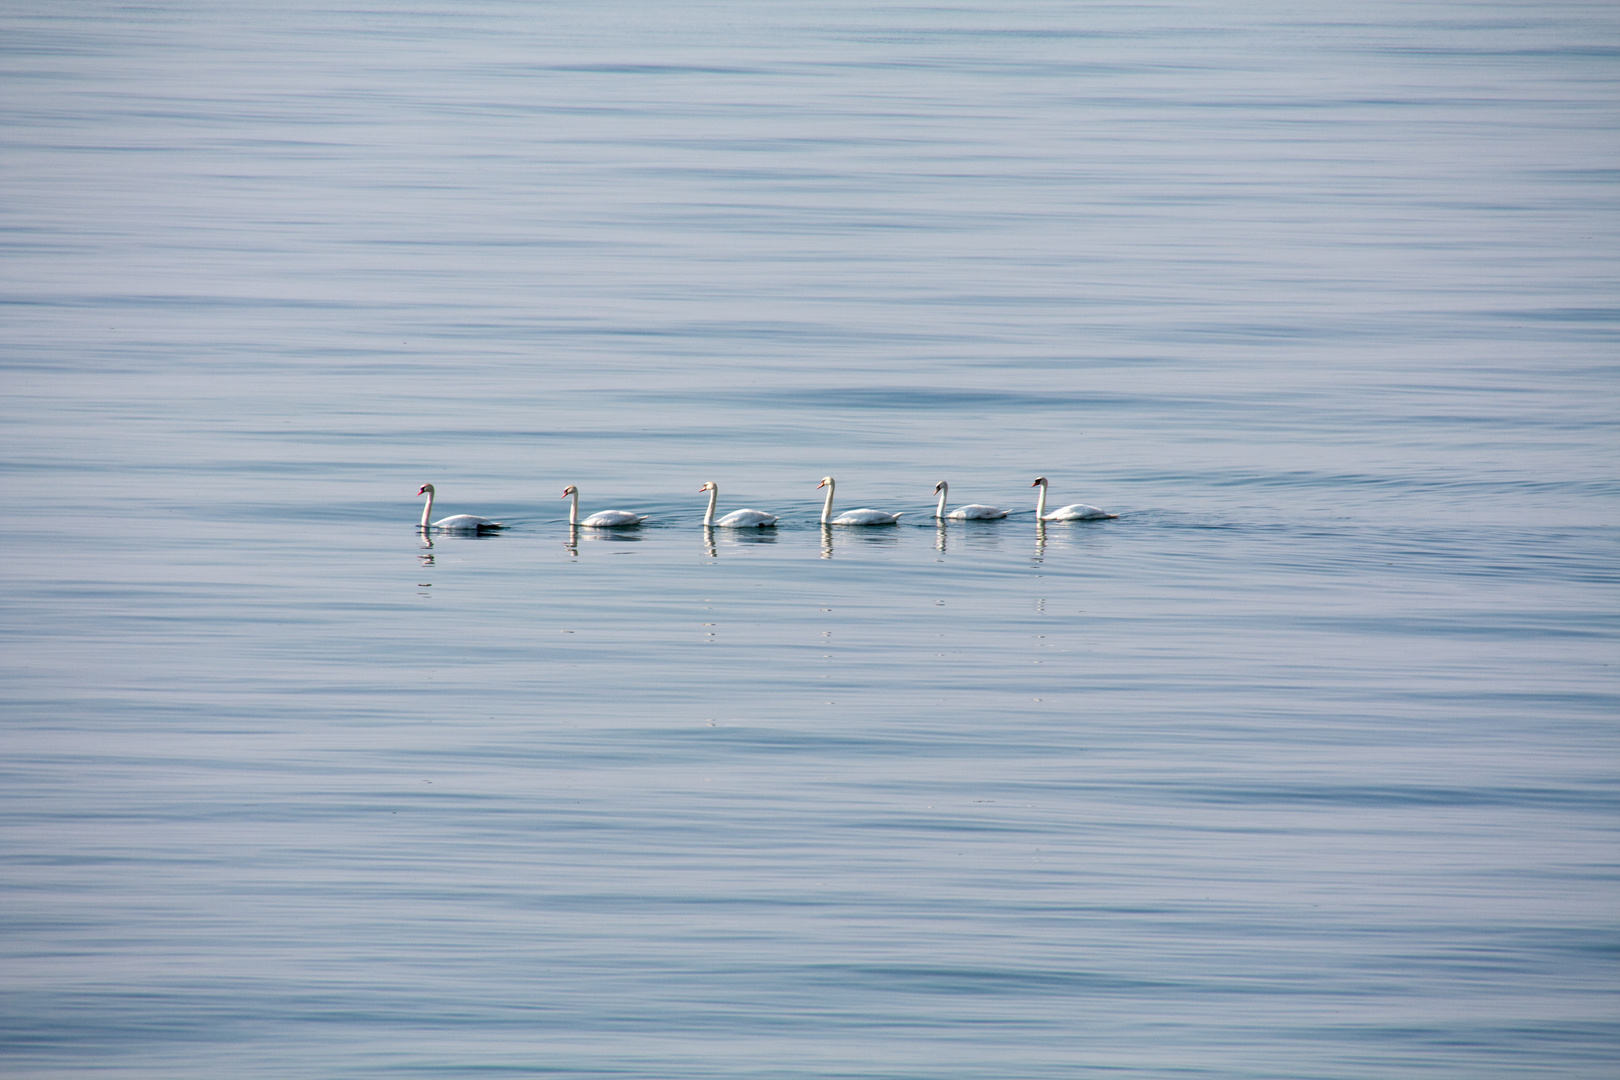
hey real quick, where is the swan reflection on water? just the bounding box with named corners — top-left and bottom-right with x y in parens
top-left (933, 515), bottom-right (1017, 555)
top-left (820, 522), bottom-right (903, 559)
top-left (703, 525), bottom-right (779, 557)
top-left (1032, 514), bottom-right (1118, 562)
top-left (564, 523), bottom-right (648, 556)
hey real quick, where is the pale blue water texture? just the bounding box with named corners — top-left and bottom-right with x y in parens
top-left (2, 1), bottom-right (1617, 1077)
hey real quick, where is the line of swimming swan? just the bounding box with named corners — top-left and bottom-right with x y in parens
top-left (417, 477), bottom-right (1116, 533)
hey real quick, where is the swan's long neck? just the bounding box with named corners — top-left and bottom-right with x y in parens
top-left (567, 488), bottom-right (579, 526)
top-left (935, 483), bottom-right (947, 519)
top-left (419, 489), bottom-right (434, 529)
top-left (1035, 480), bottom-right (1048, 518)
top-left (703, 485), bottom-right (717, 527)
top-left (820, 480), bottom-right (835, 525)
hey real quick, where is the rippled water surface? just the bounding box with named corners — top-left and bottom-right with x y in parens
top-left (3, 2), bottom-right (1617, 1077)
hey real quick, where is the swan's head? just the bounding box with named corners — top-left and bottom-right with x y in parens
top-left (1031, 477), bottom-right (1049, 488)
top-left (817, 477), bottom-right (834, 489)
top-left (700, 481), bottom-right (717, 493)
top-left (417, 483), bottom-right (435, 496)
top-left (561, 485), bottom-right (578, 498)
top-left (934, 481), bottom-right (947, 494)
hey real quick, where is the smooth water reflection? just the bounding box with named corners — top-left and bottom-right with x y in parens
top-left (2, 1), bottom-right (1615, 1078)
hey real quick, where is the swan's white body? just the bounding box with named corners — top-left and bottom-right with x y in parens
top-left (563, 485), bottom-right (647, 528)
top-left (417, 484), bottom-right (504, 532)
top-left (700, 482), bottom-right (777, 528)
top-left (818, 477), bottom-right (902, 526)
top-left (933, 480), bottom-right (1008, 520)
top-left (1032, 476), bottom-right (1117, 521)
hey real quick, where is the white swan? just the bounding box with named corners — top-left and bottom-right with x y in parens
top-left (1032, 476), bottom-right (1117, 520)
top-left (933, 480), bottom-right (1009, 520)
top-left (700, 481), bottom-right (777, 528)
top-left (417, 484), bottom-right (504, 532)
top-left (563, 485), bottom-right (647, 528)
top-left (818, 476), bottom-right (902, 526)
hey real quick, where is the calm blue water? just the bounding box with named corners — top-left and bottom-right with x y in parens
top-left (3, 2), bottom-right (1617, 1077)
